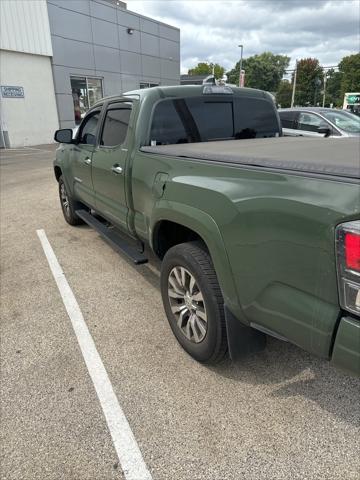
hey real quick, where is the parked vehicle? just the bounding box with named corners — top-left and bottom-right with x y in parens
top-left (53, 85), bottom-right (360, 376)
top-left (343, 92), bottom-right (360, 116)
top-left (279, 107), bottom-right (360, 137)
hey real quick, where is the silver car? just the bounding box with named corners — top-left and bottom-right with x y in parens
top-left (278, 107), bottom-right (360, 138)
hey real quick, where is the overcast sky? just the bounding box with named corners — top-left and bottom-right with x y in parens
top-left (126, 0), bottom-right (360, 75)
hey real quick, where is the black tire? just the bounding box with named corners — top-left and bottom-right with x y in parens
top-left (58, 175), bottom-right (84, 226)
top-left (160, 241), bottom-right (228, 364)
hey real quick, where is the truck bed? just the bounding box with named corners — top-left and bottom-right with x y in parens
top-left (141, 137), bottom-right (360, 180)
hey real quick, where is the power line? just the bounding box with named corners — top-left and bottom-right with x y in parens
top-left (284, 65), bottom-right (339, 73)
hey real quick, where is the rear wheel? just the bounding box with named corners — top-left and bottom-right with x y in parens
top-left (58, 175), bottom-right (84, 226)
top-left (160, 242), bottom-right (227, 364)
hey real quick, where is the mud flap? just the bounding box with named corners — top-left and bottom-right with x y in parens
top-left (225, 307), bottom-right (266, 362)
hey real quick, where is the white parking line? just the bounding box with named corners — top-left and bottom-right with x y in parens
top-left (36, 229), bottom-right (153, 480)
top-left (0, 152), bottom-right (51, 159)
top-left (25, 147), bottom-right (53, 152)
top-left (1, 147), bottom-right (53, 152)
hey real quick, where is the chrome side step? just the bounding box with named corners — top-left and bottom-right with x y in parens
top-left (250, 322), bottom-right (289, 342)
top-left (75, 209), bottom-right (148, 265)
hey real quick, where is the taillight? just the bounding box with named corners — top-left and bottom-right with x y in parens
top-left (344, 232), bottom-right (360, 271)
top-left (336, 221), bottom-right (360, 316)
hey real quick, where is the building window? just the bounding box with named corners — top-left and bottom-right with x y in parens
top-left (139, 82), bottom-right (159, 89)
top-left (71, 76), bottom-right (103, 125)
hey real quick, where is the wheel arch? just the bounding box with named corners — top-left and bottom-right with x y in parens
top-left (150, 201), bottom-right (243, 319)
top-left (54, 165), bottom-right (62, 182)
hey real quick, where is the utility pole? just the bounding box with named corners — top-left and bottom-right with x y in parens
top-left (291, 60), bottom-right (297, 107)
top-left (238, 44), bottom-right (243, 87)
top-left (322, 70), bottom-right (327, 107)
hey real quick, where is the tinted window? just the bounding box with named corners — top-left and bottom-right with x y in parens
top-left (234, 98), bottom-right (279, 138)
top-left (279, 111), bottom-right (298, 129)
top-left (78, 112), bottom-right (100, 145)
top-left (149, 96), bottom-right (279, 145)
top-left (150, 100), bottom-right (188, 145)
top-left (298, 112), bottom-right (328, 132)
top-left (184, 99), bottom-right (233, 140)
top-left (101, 106), bottom-right (132, 147)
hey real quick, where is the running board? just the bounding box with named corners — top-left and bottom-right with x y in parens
top-left (250, 322), bottom-right (289, 342)
top-left (75, 209), bottom-right (148, 265)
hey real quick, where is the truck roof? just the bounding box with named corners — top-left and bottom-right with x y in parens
top-left (142, 137), bottom-right (360, 180)
top-left (99, 84), bottom-right (273, 103)
top-left (127, 84), bottom-right (268, 96)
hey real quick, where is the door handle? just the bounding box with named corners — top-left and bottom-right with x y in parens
top-left (111, 165), bottom-right (123, 175)
top-left (84, 157), bottom-right (91, 165)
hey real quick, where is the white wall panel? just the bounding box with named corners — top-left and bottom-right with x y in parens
top-left (0, 50), bottom-right (59, 146)
top-left (0, 0), bottom-right (52, 56)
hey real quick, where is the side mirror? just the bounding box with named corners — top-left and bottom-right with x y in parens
top-left (318, 127), bottom-right (331, 137)
top-left (54, 129), bottom-right (73, 144)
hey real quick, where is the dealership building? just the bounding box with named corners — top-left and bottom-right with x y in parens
top-left (0, 0), bottom-right (180, 147)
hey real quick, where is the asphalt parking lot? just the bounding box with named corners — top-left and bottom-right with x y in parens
top-left (1, 144), bottom-right (359, 480)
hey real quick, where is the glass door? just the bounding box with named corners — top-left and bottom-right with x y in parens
top-left (71, 76), bottom-right (103, 125)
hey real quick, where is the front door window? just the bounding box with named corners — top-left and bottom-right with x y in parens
top-left (298, 112), bottom-right (328, 132)
top-left (78, 111), bottom-right (101, 145)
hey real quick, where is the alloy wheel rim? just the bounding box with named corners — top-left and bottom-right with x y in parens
top-left (168, 266), bottom-right (208, 343)
top-left (60, 183), bottom-right (70, 216)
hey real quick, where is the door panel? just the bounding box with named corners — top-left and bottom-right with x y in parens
top-left (71, 144), bottom-right (94, 205)
top-left (92, 146), bottom-right (129, 230)
top-left (71, 110), bottom-right (101, 206)
top-left (91, 103), bottom-right (132, 231)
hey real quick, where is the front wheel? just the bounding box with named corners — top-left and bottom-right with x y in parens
top-left (58, 175), bottom-right (84, 226)
top-left (160, 242), bottom-right (228, 364)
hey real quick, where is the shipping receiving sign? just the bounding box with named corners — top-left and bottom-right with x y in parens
top-left (1, 86), bottom-right (24, 98)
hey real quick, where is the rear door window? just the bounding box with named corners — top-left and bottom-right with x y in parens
top-left (279, 111), bottom-right (298, 129)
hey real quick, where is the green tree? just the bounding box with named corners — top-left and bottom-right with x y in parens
top-left (226, 52), bottom-right (290, 91)
top-left (294, 58), bottom-right (323, 106)
top-left (188, 62), bottom-right (225, 80)
top-left (276, 79), bottom-right (292, 108)
top-left (338, 53), bottom-right (360, 97)
top-left (325, 68), bottom-right (343, 107)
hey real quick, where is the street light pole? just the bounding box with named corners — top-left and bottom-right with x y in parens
top-left (238, 44), bottom-right (243, 87)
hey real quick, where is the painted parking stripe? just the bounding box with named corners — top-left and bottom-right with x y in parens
top-left (1, 147), bottom-right (53, 152)
top-left (36, 229), bottom-right (153, 480)
top-left (0, 150), bottom-right (52, 157)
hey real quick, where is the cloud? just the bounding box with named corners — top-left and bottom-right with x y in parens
top-left (126, 0), bottom-right (360, 73)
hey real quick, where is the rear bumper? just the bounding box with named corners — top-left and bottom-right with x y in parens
top-left (331, 315), bottom-right (360, 377)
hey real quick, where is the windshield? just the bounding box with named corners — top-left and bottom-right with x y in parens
top-left (320, 110), bottom-right (360, 133)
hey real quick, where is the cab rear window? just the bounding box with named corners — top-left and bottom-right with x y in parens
top-left (149, 96), bottom-right (280, 145)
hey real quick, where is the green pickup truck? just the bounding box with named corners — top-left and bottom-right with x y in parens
top-left (53, 85), bottom-right (360, 377)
